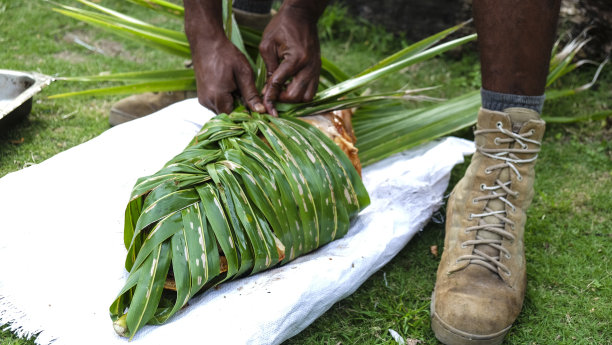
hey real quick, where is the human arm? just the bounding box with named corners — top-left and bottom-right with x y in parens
top-left (184, 0), bottom-right (265, 114)
top-left (259, 0), bottom-right (328, 116)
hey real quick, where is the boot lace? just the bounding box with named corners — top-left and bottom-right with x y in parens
top-left (456, 121), bottom-right (541, 276)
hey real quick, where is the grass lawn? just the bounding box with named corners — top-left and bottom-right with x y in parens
top-left (1, 1), bottom-right (610, 344)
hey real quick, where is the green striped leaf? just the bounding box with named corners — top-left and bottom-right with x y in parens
top-left (197, 182), bottom-right (241, 281)
top-left (128, 0), bottom-right (184, 17)
top-left (128, 211), bottom-right (184, 272)
top-left (48, 78), bottom-right (196, 99)
top-left (135, 183), bottom-right (199, 234)
top-left (183, 202), bottom-right (221, 293)
top-left (126, 240), bottom-right (172, 339)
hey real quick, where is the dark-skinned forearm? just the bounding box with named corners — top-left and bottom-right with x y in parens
top-left (281, 0), bottom-right (329, 22)
top-left (183, 0), bottom-right (226, 47)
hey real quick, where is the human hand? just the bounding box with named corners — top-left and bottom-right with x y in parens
top-left (191, 37), bottom-right (265, 114)
top-left (184, 0), bottom-right (264, 115)
top-left (259, 1), bottom-right (326, 116)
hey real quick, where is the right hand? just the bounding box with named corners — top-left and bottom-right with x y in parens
top-left (190, 36), bottom-right (265, 115)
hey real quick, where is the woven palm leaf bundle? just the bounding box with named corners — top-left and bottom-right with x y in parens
top-left (110, 110), bottom-right (369, 338)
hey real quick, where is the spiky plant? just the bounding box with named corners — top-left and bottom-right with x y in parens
top-left (49, 0), bottom-right (609, 338)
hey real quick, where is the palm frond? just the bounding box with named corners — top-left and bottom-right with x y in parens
top-left (127, 0), bottom-right (184, 17)
top-left (356, 19), bottom-right (472, 77)
top-left (310, 34), bottom-right (477, 104)
top-left (545, 56), bottom-right (609, 100)
top-left (354, 91), bottom-right (481, 165)
top-left (52, 6), bottom-right (191, 58)
top-left (48, 78), bottom-right (196, 98)
top-left (57, 69), bottom-right (195, 82)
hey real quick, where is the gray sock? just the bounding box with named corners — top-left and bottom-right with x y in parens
top-left (233, 0), bottom-right (274, 14)
top-left (481, 88), bottom-right (546, 114)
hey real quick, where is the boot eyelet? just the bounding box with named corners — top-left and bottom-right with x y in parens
top-left (494, 137), bottom-right (501, 145)
top-left (504, 271), bottom-right (512, 277)
top-left (496, 122), bottom-right (503, 129)
top-left (517, 175), bottom-right (523, 181)
top-left (505, 254), bottom-right (511, 259)
top-left (460, 243), bottom-right (467, 249)
top-left (484, 168), bottom-right (492, 174)
top-left (468, 214), bottom-right (474, 220)
top-left (472, 198), bottom-right (478, 204)
top-left (529, 129), bottom-right (535, 135)
top-left (480, 184), bottom-right (486, 191)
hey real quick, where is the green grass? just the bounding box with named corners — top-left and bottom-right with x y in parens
top-left (1, 1), bottom-right (611, 344)
top-left (0, 0), bottom-right (184, 176)
top-left (286, 121), bottom-right (612, 345)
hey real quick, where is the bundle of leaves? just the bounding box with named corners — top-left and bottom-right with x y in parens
top-left (111, 112), bottom-right (369, 337)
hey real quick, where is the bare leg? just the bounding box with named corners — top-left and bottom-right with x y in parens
top-left (474, 0), bottom-right (561, 96)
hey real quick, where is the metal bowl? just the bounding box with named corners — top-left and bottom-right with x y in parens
top-left (0, 70), bottom-right (53, 128)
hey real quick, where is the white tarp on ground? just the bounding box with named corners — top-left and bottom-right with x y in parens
top-left (0, 99), bottom-right (474, 345)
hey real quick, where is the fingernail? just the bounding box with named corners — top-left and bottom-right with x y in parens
top-left (254, 103), bottom-right (265, 113)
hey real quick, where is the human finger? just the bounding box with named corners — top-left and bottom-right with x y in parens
top-left (259, 39), bottom-right (280, 79)
top-left (234, 65), bottom-right (265, 113)
top-left (302, 77), bottom-right (318, 102)
top-left (263, 60), bottom-right (302, 116)
top-left (278, 67), bottom-right (315, 103)
top-left (214, 91), bottom-right (235, 114)
top-left (200, 88), bottom-right (234, 115)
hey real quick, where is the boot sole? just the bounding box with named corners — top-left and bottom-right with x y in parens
top-left (430, 292), bottom-right (510, 345)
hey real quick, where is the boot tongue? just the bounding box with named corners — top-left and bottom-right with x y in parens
top-left (504, 107), bottom-right (541, 133)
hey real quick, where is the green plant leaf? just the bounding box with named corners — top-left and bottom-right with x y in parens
top-left (314, 34), bottom-right (477, 102)
top-left (356, 20), bottom-right (472, 77)
top-left (126, 240), bottom-right (172, 338)
top-left (59, 69), bottom-right (194, 82)
top-left (48, 78), bottom-right (196, 98)
top-left (128, 0), bottom-right (184, 17)
top-left (355, 91), bottom-right (481, 166)
top-left (52, 8), bottom-right (190, 58)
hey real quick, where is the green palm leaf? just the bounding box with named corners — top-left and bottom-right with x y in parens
top-left (48, 78), bottom-right (196, 98)
top-left (127, 0), bottom-right (184, 17)
top-left (58, 69), bottom-right (195, 82)
top-left (52, 7), bottom-right (191, 58)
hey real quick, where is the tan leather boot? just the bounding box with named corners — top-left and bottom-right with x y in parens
top-left (109, 91), bottom-right (197, 126)
top-left (431, 107), bottom-right (545, 345)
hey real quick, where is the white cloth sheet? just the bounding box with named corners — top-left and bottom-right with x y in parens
top-left (0, 99), bottom-right (474, 344)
